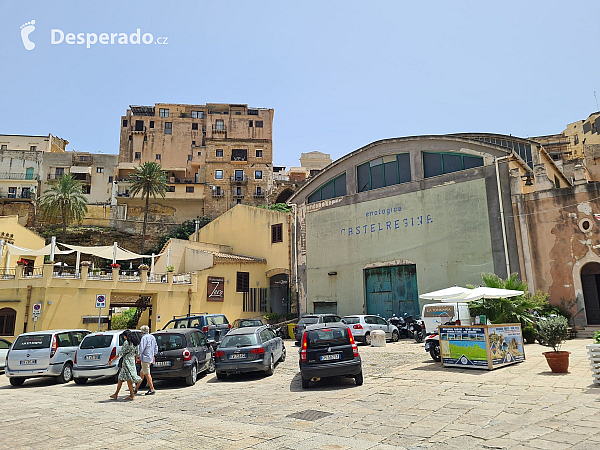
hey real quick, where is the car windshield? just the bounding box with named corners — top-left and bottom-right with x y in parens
top-left (220, 334), bottom-right (258, 348)
top-left (155, 333), bottom-right (185, 351)
top-left (306, 328), bottom-right (350, 348)
top-left (298, 317), bottom-right (318, 325)
top-left (13, 334), bottom-right (51, 350)
top-left (239, 320), bottom-right (262, 327)
top-left (343, 317), bottom-right (360, 324)
top-left (80, 335), bottom-right (113, 349)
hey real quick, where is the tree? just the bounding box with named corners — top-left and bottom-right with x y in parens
top-left (129, 162), bottom-right (168, 253)
top-left (259, 203), bottom-right (291, 212)
top-left (38, 174), bottom-right (88, 239)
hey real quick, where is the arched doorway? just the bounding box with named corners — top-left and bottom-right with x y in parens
top-left (581, 262), bottom-right (600, 325)
top-left (269, 273), bottom-right (290, 315)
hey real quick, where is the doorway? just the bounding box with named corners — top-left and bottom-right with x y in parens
top-left (581, 262), bottom-right (600, 325)
top-left (269, 274), bottom-right (290, 315)
top-left (365, 264), bottom-right (418, 318)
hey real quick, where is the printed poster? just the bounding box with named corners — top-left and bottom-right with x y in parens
top-left (488, 325), bottom-right (525, 366)
top-left (439, 326), bottom-right (488, 369)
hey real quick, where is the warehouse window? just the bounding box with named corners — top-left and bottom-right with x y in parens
top-left (307, 173), bottom-right (346, 204)
top-left (236, 272), bottom-right (250, 293)
top-left (423, 152), bottom-right (484, 178)
top-left (357, 154), bottom-right (411, 193)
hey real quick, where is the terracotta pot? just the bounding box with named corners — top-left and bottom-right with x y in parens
top-left (543, 351), bottom-right (571, 373)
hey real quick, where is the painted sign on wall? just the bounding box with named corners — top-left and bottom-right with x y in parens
top-left (207, 276), bottom-right (224, 301)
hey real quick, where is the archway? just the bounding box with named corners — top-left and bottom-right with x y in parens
top-left (275, 188), bottom-right (294, 204)
top-left (581, 262), bottom-right (600, 325)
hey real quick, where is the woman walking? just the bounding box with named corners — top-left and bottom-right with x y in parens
top-left (109, 330), bottom-right (142, 400)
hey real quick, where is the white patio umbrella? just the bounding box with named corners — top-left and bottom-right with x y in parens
top-left (458, 287), bottom-right (524, 302)
top-left (419, 286), bottom-right (472, 301)
top-left (53, 262), bottom-right (68, 267)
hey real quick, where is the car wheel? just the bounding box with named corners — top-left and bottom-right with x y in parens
top-left (216, 371), bottom-right (227, 380)
top-left (430, 344), bottom-right (441, 362)
top-left (73, 377), bottom-right (88, 385)
top-left (301, 375), bottom-right (310, 389)
top-left (355, 371), bottom-right (364, 386)
top-left (265, 355), bottom-right (275, 376)
top-left (185, 363), bottom-right (198, 386)
top-left (206, 356), bottom-right (216, 373)
top-left (364, 332), bottom-right (372, 346)
top-left (9, 377), bottom-right (25, 386)
top-left (279, 345), bottom-right (286, 362)
top-left (57, 363), bottom-right (73, 383)
top-left (391, 330), bottom-right (399, 342)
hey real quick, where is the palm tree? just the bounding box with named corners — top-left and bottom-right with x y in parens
top-left (129, 162), bottom-right (168, 253)
top-left (38, 174), bottom-right (88, 240)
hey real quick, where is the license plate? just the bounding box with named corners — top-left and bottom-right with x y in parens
top-left (425, 343), bottom-right (430, 350)
top-left (154, 361), bottom-right (172, 367)
top-left (20, 359), bottom-right (37, 365)
top-left (319, 353), bottom-right (341, 361)
top-left (84, 355), bottom-right (101, 361)
top-left (228, 354), bottom-right (247, 360)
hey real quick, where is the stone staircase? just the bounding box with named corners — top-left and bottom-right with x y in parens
top-left (578, 325), bottom-right (600, 339)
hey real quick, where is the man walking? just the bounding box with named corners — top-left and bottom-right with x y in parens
top-left (136, 325), bottom-right (158, 395)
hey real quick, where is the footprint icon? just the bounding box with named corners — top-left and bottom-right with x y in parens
top-left (20, 20), bottom-right (36, 51)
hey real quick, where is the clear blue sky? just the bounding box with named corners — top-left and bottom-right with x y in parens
top-left (1, 1), bottom-right (599, 168)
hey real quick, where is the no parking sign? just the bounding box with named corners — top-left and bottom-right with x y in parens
top-left (32, 302), bottom-right (42, 317)
top-left (96, 294), bottom-right (106, 308)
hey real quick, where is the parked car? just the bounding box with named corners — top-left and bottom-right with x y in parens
top-left (5, 329), bottom-right (90, 386)
top-left (342, 315), bottom-right (399, 345)
top-left (294, 314), bottom-right (343, 345)
top-left (215, 325), bottom-right (285, 380)
top-left (0, 338), bottom-right (12, 371)
top-left (299, 323), bottom-right (362, 389)
top-left (162, 314), bottom-right (230, 347)
top-left (149, 329), bottom-right (215, 386)
top-left (72, 330), bottom-right (142, 384)
top-left (231, 318), bottom-right (264, 329)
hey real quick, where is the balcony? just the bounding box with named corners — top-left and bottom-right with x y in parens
top-left (212, 124), bottom-right (227, 136)
top-left (232, 193), bottom-right (245, 199)
top-left (0, 172), bottom-right (39, 181)
top-left (168, 177), bottom-right (201, 184)
top-left (0, 191), bottom-right (35, 200)
top-left (116, 191), bottom-right (131, 197)
top-left (212, 191), bottom-right (224, 198)
top-left (253, 192), bottom-right (265, 198)
top-left (72, 155), bottom-right (93, 165)
top-left (230, 175), bottom-right (249, 183)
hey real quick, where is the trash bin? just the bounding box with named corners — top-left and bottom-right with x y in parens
top-left (288, 323), bottom-right (297, 340)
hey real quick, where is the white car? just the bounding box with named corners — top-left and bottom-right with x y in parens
top-left (0, 338), bottom-right (11, 371)
top-left (342, 315), bottom-right (399, 345)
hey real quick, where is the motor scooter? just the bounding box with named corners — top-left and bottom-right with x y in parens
top-left (424, 312), bottom-right (455, 362)
top-left (409, 320), bottom-right (425, 343)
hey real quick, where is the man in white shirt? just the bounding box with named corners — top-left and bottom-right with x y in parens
top-left (136, 325), bottom-right (158, 395)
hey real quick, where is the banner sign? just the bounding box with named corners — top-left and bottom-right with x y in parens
top-left (207, 277), bottom-right (224, 301)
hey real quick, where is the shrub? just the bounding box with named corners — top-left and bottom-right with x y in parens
top-left (111, 308), bottom-right (138, 330)
top-left (538, 315), bottom-right (569, 353)
top-left (522, 326), bottom-right (537, 344)
top-left (166, 264), bottom-right (175, 272)
top-left (594, 331), bottom-right (600, 344)
top-left (264, 313), bottom-right (280, 321)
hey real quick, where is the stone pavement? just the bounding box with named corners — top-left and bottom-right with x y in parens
top-left (1, 338), bottom-right (599, 450)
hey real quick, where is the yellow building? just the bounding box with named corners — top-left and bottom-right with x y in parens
top-left (0, 205), bottom-right (292, 341)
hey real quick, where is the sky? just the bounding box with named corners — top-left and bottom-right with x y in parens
top-left (1, 1), bottom-right (599, 169)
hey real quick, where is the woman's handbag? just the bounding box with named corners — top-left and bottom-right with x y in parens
top-left (117, 357), bottom-right (123, 369)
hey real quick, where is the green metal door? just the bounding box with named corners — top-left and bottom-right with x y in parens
top-left (365, 265), bottom-right (418, 318)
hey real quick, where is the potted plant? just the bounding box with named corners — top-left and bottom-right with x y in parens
top-left (586, 332), bottom-right (600, 385)
top-left (80, 261), bottom-right (92, 267)
top-left (522, 325), bottom-right (537, 344)
top-left (166, 264), bottom-right (175, 273)
top-left (16, 259), bottom-right (27, 266)
top-left (110, 263), bottom-right (121, 269)
top-left (91, 268), bottom-right (100, 275)
top-left (538, 315), bottom-right (570, 373)
top-left (138, 264), bottom-right (149, 271)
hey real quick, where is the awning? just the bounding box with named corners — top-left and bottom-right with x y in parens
top-left (70, 166), bottom-right (92, 174)
top-left (5, 243), bottom-right (74, 257)
top-left (60, 243), bottom-right (157, 261)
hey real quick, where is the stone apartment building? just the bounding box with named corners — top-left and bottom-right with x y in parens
top-left (113, 103), bottom-right (273, 235)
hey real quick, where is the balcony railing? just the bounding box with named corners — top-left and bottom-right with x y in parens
top-left (230, 175), bottom-right (249, 183)
top-left (212, 192), bottom-right (224, 198)
top-left (116, 192), bottom-right (131, 197)
top-left (232, 193), bottom-right (245, 199)
top-left (72, 155), bottom-right (93, 164)
top-left (0, 192), bottom-right (35, 199)
top-left (0, 173), bottom-right (39, 181)
top-left (212, 125), bottom-right (227, 134)
top-left (253, 193), bottom-right (265, 198)
top-left (168, 177), bottom-right (201, 184)
top-left (22, 267), bottom-right (44, 278)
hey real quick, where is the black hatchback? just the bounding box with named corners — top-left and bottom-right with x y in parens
top-left (299, 323), bottom-right (362, 389)
top-left (150, 329), bottom-right (215, 386)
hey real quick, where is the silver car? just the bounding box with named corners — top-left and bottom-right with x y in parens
top-left (5, 329), bottom-right (90, 386)
top-left (0, 338), bottom-right (11, 371)
top-left (73, 330), bottom-right (141, 384)
top-left (343, 315), bottom-right (399, 345)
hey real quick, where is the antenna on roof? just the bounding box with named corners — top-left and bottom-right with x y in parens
top-left (595, 91), bottom-right (599, 111)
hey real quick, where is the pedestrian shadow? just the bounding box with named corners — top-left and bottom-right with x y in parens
top-left (289, 372), bottom-right (359, 392)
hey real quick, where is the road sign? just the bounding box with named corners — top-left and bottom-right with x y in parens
top-left (32, 302), bottom-right (42, 318)
top-left (96, 294), bottom-right (106, 309)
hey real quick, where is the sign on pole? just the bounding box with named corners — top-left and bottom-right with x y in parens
top-left (96, 294), bottom-right (106, 331)
top-left (32, 302), bottom-right (42, 331)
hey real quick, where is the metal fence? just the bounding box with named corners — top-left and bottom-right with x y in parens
top-left (87, 271), bottom-right (113, 281)
top-left (22, 267), bottom-right (44, 278)
top-left (148, 273), bottom-right (167, 283)
top-left (173, 273), bottom-right (192, 284)
top-left (0, 269), bottom-right (16, 279)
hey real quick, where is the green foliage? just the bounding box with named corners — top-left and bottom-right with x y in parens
top-left (111, 308), bottom-right (138, 330)
top-left (38, 174), bottom-right (88, 236)
top-left (153, 217), bottom-right (211, 255)
top-left (468, 273), bottom-right (548, 325)
top-left (166, 264), bottom-right (175, 272)
top-left (522, 326), bottom-right (537, 343)
top-left (259, 203), bottom-right (291, 212)
top-left (538, 315), bottom-right (569, 353)
top-left (594, 331), bottom-right (600, 344)
top-left (263, 313), bottom-right (281, 321)
top-left (129, 162), bottom-right (169, 253)
top-left (541, 298), bottom-right (576, 323)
